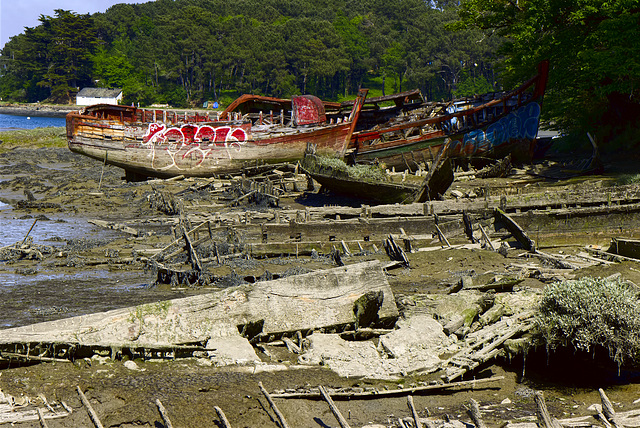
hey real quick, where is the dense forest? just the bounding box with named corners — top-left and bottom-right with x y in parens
top-left (0, 0), bottom-right (499, 107)
top-left (0, 0), bottom-right (638, 147)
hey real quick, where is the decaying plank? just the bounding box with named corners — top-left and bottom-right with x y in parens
top-left (494, 208), bottom-right (536, 251)
top-left (269, 376), bottom-right (504, 399)
top-left (0, 261), bottom-right (397, 356)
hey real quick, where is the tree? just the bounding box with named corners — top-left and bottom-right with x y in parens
top-left (452, 0), bottom-right (640, 149)
top-left (37, 10), bottom-right (98, 102)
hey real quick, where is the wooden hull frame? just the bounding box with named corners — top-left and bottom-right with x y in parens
top-left (348, 61), bottom-right (550, 170)
top-left (67, 90), bottom-right (368, 179)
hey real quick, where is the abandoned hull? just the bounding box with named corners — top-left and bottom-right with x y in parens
top-left (348, 61), bottom-right (550, 170)
top-left (67, 90), bottom-right (367, 179)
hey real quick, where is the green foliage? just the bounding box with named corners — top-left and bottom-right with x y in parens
top-left (453, 70), bottom-right (494, 97)
top-left (536, 276), bottom-right (640, 367)
top-left (0, 127), bottom-right (67, 151)
top-left (453, 0), bottom-right (640, 150)
top-left (0, 0), bottom-right (501, 106)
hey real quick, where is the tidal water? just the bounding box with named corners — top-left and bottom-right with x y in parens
top-left (0, 113), bottom-right (66, 131)
top-left (0, 115), bottom-right (186, 328)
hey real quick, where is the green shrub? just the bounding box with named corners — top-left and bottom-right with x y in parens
top-left (536, 276), bottom-right (640, 367)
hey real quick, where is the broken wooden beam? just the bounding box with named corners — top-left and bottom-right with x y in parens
top-left (269, 376), bottom-right (504, 399)
top-left (77, 387), bottom-right (104, 428)
top-left (0, 261), bottom-right (397, 357)
top-left (259, 382), bottom-right (290, 428)
top-left (494, 207), bottom-right (535, 251)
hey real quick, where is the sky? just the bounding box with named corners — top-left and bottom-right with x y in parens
top-left (1, 0), bottom-right (145, 47)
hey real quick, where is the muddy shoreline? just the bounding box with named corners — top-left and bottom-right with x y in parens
top-left (1, 141), bottom-right (640, 427)
top-left (0, 104), bottom-right (76, 118)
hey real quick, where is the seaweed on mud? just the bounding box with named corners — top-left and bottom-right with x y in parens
top-left (64, 237), bottom-right (116, 252)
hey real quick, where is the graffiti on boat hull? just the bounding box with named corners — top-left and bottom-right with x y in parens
top-left (449, 102), bottom-right (541, 157)
top-left (140, 123), bottom-right (250, 170)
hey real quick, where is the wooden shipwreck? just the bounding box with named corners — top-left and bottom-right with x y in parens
top-left (66, 90), bottom-right (368, 181)
top-left (301, 140), bottom-right (453, 204)
top-left (0, 261), bottom-right (397, 362)
top-left (347, 61), bottom-right (550, 170)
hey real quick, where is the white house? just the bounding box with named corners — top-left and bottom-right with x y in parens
top-left (76, 88), bottom-right (123, 106)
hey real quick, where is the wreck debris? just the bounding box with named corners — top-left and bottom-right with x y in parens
top-left (383, 235), bottom-right (410, 266)
top-left (77, 386), bottom-right (104, 428)
top-left (260, 382), bottom-right (291, 428)
top-left (443, 310), bottom-right (535, 382)
top-left (155, 399), bottom-right (174, 428)
top-left (319, 385), bottom-right (352, 428)
top-left (494, 208), bottom-right (536, 252)
top-left (273, 377), bottom-right (504, 401)
top-left (0, 261), bottom-right (397, 362)
top-left (534, 391), bottom-right (560, 428)
top-left (0, 390), bottom-right (71, 426)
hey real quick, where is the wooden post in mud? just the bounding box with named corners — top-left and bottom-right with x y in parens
top-left (155, 399), bottom-right (174, 428)
top-left (534, 391), bottom-right (560, 428)
top-left (466, 398), bottom-right (487, 428)
top-left (20, 219), bottom-right (38, 246)
top-left (214, 406), bottom-right (232, 428)
top-left (599, 388), bottom-right (623, 428)
top-left (407, 395), bottom-right (423, 428)
top-left (98, 151), bottom-right (107, 191)
top-left (37, 407), bottom-right (50, 428)
top-left (258, 382), bottom-right (290, 428)
top-left (181, 225), bottom-right (202, 271)
top-left (318, 386), bottom-right (352, 428)
top-left (77, 386), bottom-right (105, 428)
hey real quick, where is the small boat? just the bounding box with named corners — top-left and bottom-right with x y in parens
top-left (347, 61), bottom-right (550, 171)
top-left (301, 140), bottom-right (453, 205)
top-left (66, 90), bottom-right (368, 180)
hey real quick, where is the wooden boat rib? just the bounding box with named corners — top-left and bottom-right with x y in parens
top-left (66, 89), bottom-right (368, 180)
top-left (348, 60), bottom-right (550, 170)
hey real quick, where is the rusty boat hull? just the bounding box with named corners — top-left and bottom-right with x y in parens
top-left (347, 61), bottom-right (550, 170)
top-left (67, 91), bottom-right (367, 179)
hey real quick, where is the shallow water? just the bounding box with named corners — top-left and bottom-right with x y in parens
top-left (0, 204), bottom-right (189, 329)
top-left (0, 211), bottom-right (106, 248)
top-left (0, 270), bottom-right (191, 329)
top-left (0, 113), bottom-right (65, 131)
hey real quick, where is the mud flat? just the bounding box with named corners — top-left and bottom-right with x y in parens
top-left (2, 139), bottom-right (640, 427)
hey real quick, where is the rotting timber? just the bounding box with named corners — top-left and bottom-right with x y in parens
top-left (66, 89), bottom-right (368, 181)
top-left (5, 140), bottom-right (640, 427)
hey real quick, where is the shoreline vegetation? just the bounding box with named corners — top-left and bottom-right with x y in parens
top-left (0, 102), bottom-right (76, 118)
top-left (0, 127), bottom-right (67, 151)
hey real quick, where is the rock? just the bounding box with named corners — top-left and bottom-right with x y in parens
top-left (444, 315), bottom-right (465, 335)
top-left (451, 189), bottom-right (464, 199)
top-left (124, 360), bottom-right (143, 371)
top-left (206, 336), bottom-right (261, 367)
top-left (379, 315), bottom-right (450, 359)
top-left (501, 398), bottom-right (512, 404)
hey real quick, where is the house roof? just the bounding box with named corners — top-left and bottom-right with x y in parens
top-left (77, 87), bottom-right (123, 98)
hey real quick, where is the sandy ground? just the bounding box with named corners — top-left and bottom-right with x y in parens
top-left (1, 144), bottom-right (640, 427)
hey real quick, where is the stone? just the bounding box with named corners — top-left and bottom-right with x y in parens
top-left (206, 336), bottom-right (261, 367)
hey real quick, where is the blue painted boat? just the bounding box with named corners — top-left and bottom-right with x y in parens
top-left (347, 61), bottom-right (550, 170)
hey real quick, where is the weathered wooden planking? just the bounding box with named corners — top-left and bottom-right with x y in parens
top-left (0, 261), bottom-right (397, 349)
